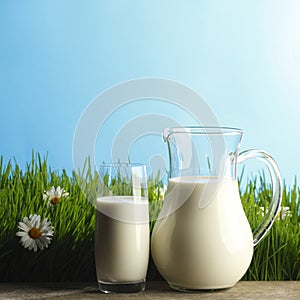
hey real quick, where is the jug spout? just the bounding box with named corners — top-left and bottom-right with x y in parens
top-left (163, 127), bottom-right (201, 178)
top-left (163, 127), bottom-right (194, 142)
top-left (162, 128), bottom-right (169, 142)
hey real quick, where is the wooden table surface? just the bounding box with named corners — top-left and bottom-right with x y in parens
top-left (0, 281), bottom-right (299, 300)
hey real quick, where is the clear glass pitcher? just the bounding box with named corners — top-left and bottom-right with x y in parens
top-left (151, 126), bottom-right (282, 291)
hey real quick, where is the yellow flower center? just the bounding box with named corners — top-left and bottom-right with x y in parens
top-left (50, 197), bottom-right (60, 205)
top-left (29, 227), bottom-right (41, 239)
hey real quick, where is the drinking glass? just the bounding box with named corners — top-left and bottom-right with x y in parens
top-left (95, 163), bottom-right (149, 293)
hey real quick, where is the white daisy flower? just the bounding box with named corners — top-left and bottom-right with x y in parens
top-left (16, 214), bottom-right (54, 252)
top-left (43, 186), bottom-right (69, 206)
top-left (154, 185), bottom-right (168, 201)
top-left (277, 206), bottom-right (291, 220)
top-left (259, 206), bottom-right (291, 220)
top-left (259, 207), bottom-right (266, 217)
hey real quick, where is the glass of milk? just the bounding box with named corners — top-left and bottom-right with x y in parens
top-left (95, 163), bottom-right (149, 293)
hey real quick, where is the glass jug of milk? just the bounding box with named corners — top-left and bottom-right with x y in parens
top-left (151, 127), bottom-right (282, 291)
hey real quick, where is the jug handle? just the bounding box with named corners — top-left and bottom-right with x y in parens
top-left (237, 149), bottom-right (282, 246)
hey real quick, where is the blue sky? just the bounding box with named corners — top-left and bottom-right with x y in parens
top-left (0, 0), bottom-right (299, 185)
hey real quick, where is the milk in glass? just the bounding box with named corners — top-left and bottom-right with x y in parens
top-left (95, 196), bottom-right (149, 283)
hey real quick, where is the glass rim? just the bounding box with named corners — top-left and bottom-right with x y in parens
top-left (163, 126), bottom-right (243, 140)
top-left (99, 162), bottom-right (146, 168)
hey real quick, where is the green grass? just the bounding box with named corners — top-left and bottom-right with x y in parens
top-left (240, 176), bottom-right (300, 280)
top-left (0, 153), bottom-right (95, 281)
top-left (0, 153), bottom-right (299, 281)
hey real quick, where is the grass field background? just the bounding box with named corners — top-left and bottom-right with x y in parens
top-left (0, 153), bottom-right (299, 281)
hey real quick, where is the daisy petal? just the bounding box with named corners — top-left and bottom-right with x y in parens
top-left (21, 235), bottom-right (30, 243)
top-left (23, 237), bottom-right (32, 249)
top-left (32, 241), bottom-right (38, 252)
top-left (36, 239), bottom-right (44, 251)
top-left (18, 222), bottom-right (30, 232)
top-left (16, 231), bottom-right (27, 237)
